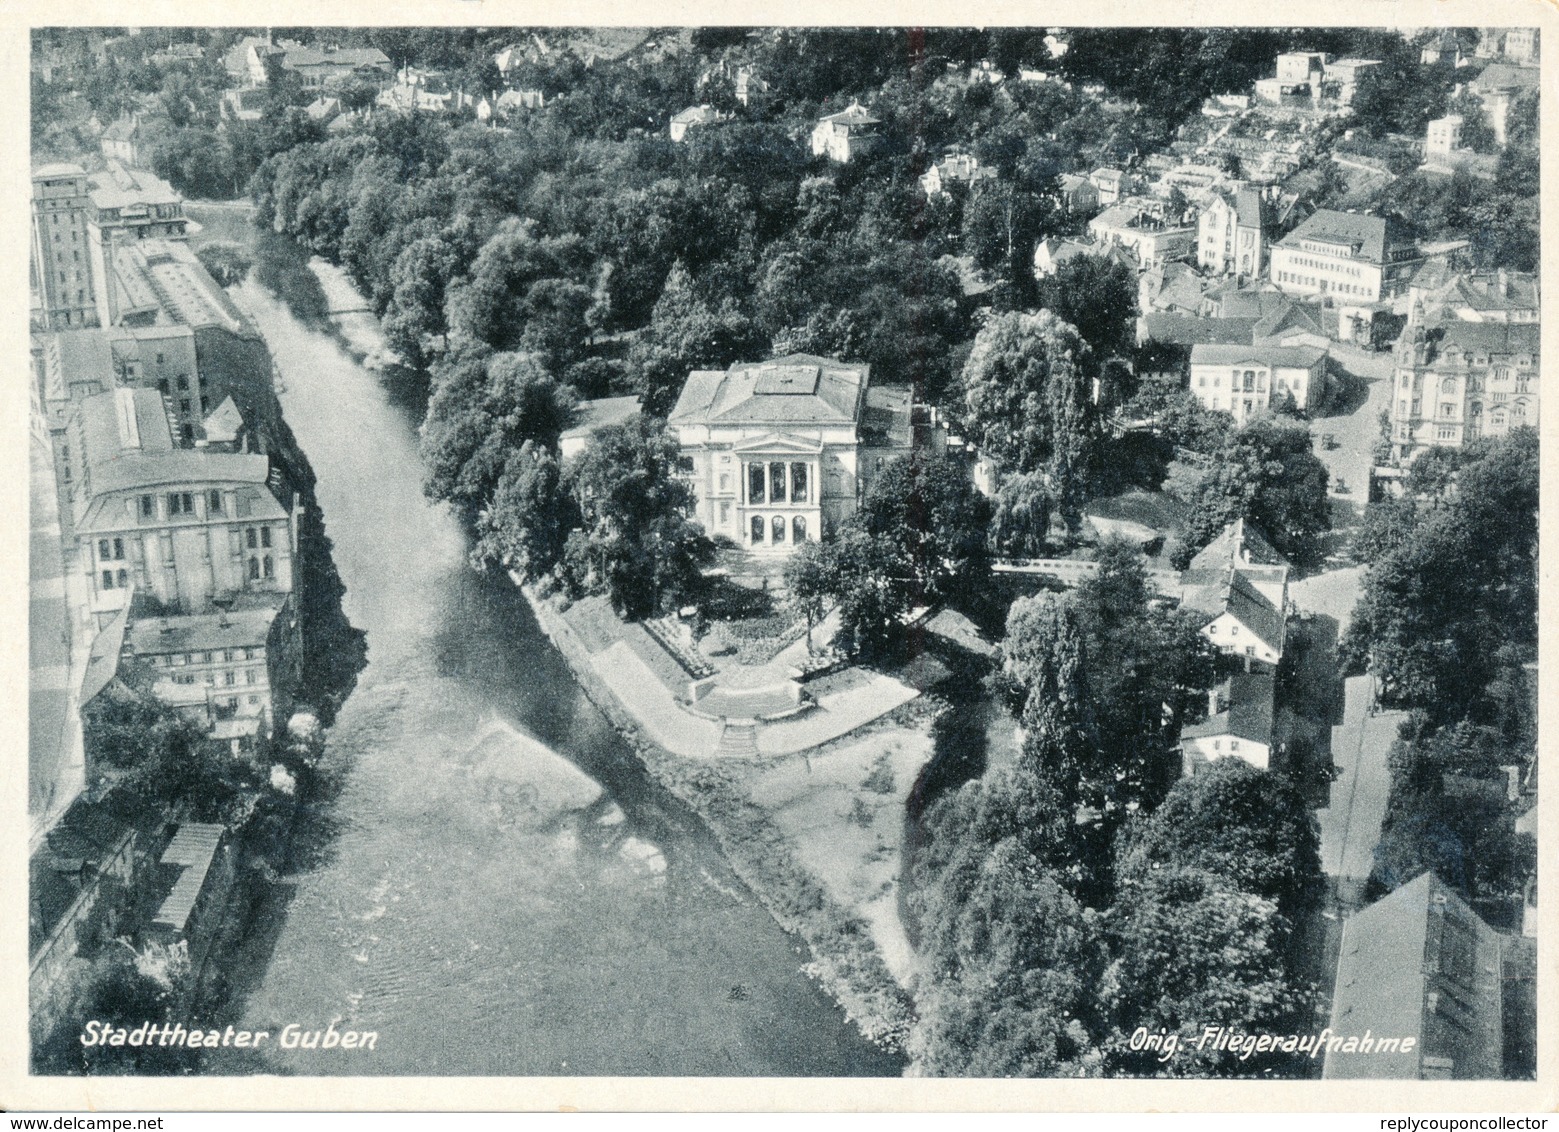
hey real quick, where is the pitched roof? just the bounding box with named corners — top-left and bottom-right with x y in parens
top-left (560, 396), bottom-right (642, 441)
top-left (153, 823), bottom-right (226, 934)
top-left (127, 596), bottom-right (288, 656)
top-left (819, 102), bottom-right (879, 127)
top-left (1252, 299), bottom-right (1326, 341)
top-left (1435, 320), bottom-right (1539, 356)
top-left (33, 161), bottom-right (86, 179)
top-left (1324, 872), bottom-right (1505, 1079)
top-left (1034, 236), bottom-right (1095, 266)
top-left (671, 104), bottom-right (721, 125)
top-left (1221, 569), bottom-right (1286, 652)
top-left (71, 389), bottom-right (278, 526)
top-left (668, 354), bottom-right (868, 428)
top-left (1234, 186), bottom-right (1265, 229)
top-left (1279, 209), bottom-right (1400, 265)
top-left (1436, 272), bottom-right (1539, 315)
top-left (203, 395), bottom-right (245, 444)
top-left (88, 162), bottom-right (182, 211)
top-left (1190, 518), bottom-right (1290, 571)
top-left (42, 329), bottom-right (116, 402)
top-left (79, 602), bottom-right (132, 706)
top-left (1189, 342), bottom-right (1327, 369)
top-left (1474, 63), bottom-right (1539, 92)
top-left (1181, 672), bottom-right (1275, 745)
top-left (1140, 313), bottom-right (1257, 346)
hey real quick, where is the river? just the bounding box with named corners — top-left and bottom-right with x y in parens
top-left (194, 209), bottom-right (902, 1077)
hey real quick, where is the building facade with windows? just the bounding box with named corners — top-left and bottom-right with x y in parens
top-left (668, 354), bottom-right (912, 553)
top-left (1188, 342), bottom-right (1328, 422)
top-left (810, 103), bottom-right (883, 163)
top-left (126, 594), bottom-right (300, 751)
top-left (1197, 186), bottom-right (1266, 278)
top-left (1390, 318), bottom-right (1538, 459)
top-left (1087, 202), bottom-right (1196, 270)
top-left (64, 388), bottom-right (297, 627)
top-left (1269, 209), bottom-right (1419, 303)
top-left (31, 164), bottom-right (100, 331)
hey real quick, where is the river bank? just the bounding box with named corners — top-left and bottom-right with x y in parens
top-left (186, 230), bottom-right (904, 1076)
top-left (521, 580), bottom-right (922, 1053)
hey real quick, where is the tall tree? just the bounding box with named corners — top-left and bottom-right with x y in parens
top-left (958, 310), bottom-right (1102, 525)
top-left (1175, 416), bottom-right (1331, 567)
top-left (854, 453), bottom-right (993, 607)
top-left (1035, 254), bottom-right (1138, 363)
top-left (472, 441), bottom-right (574, 581)
top-left (560, 418), bottom-right (711, 618)
top-left (910, 837), bottom-right (1104, 1077)
top-left (420, 349), bottom-right (576, 522)
top-left (1115, 759), bottom-right (1324, 926)
top-left (1104, 867), bottom-right (1304, 1077)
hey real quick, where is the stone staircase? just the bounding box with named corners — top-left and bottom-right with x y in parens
top-left (716, 721), bottom-right (759, 757)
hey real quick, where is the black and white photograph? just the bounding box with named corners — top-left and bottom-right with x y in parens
top-left (12, 5), bottom-right (1551, 1107)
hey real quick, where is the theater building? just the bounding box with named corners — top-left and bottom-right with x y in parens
top-left (667, 354), bottom-right (914, 553)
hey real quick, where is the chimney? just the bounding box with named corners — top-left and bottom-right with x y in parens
top-left (1497, 268), bottom-right (1509, 297)
top-left (1208, 687), bottom-right (1221, 716)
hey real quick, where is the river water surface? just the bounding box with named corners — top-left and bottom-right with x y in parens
top-left (199, 212), bottom-right (902, 1077)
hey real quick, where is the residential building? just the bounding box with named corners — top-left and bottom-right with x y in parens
top-left (669, 104), bottom-right (727, 142)
top-left (559, 396), bottom-right (643, 461)
top-left (1033, 237), bottom-right (1096, 279)
top-left (1324, 872), bottom-right (1507, 1079)
top-left (494, 89), bottom-right (545, 116)
top-left (220, 87), bottom-right (266, 123)
top-left (99, 114), bottom-right (162, 168)
top-left (1088, 167), bottom-right (1133, 205)
top-left (222, 34), bottom-right (277, 83)
top-left (1180, 518), bottom-right (1290, 666)
top-left (1088, 203), bottom-right (1196, 270)
top-left (1189, 342), bottom-right (1327, 421)
top-left (1257, 50), bottom-right (1326, 103)
top-left (1480, 27), bottom-right (1539, 66)
top-left (1181, 673), bottom-right (1276, 772)
top-left (1275, 50), bottom-right (1328, 85)
top-left (1197, 186), bottom-right (1267, 278)
top-left (811, 103), bottom-right (883, 163)
top-left (1472, 64), bottom-right (1539, 146)
top-left (1322, 58), bottom-right (1382, 107)
top-left (667, 354), bottom-right (913, 552)
top-left (275, 45), bottom-right (391, 89)
top-left (1269, 209), bottom-right (1419, 303)
top-left (1139, 261), bottom-right (1211, 316)
top-left (1417, 269), bottom-right (1539, 324)
top-left (31, 163), bottom-right (100, 331)
top-left (1187, 518), bottom-right (1289, 606)
top-left (61, 388), bottom-right (297, 628)
top-left (1056, 173), bottom-right (1100, 214)
top-left (1389, 316), bottom-right (1538, 458)
top-left (733, 68), bottom-right (768, 108)
top-left (377, 69), bottom-right (473, 114)
top-left (1503, 28), bottom-right (1539, 65)
top-left (1420, 33), bottom-right (1465, 68)
top-left (1426, 114), bottom-right (1464, 156)
top-left (919, 153), bottom-right (995, 197)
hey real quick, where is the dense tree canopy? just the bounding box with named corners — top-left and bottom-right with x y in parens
top-left (560, 417), bottom-right (712, 617)
top-left (1172, 416), bottom-right (1331, 568)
